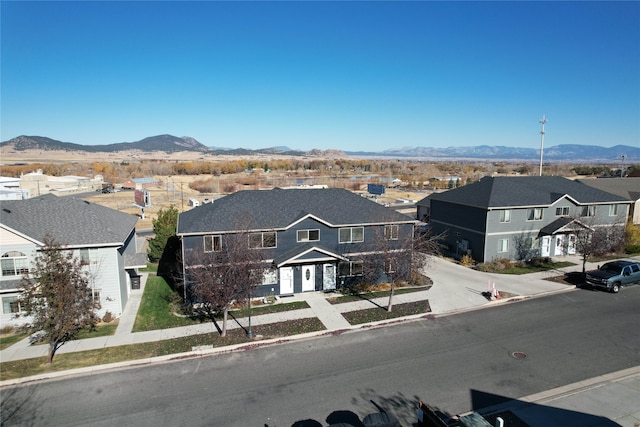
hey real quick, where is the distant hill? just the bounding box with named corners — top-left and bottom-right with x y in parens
top-left (1, 134), bottom-right (209, 153)
top-left (346, 144), bottom-right (640, 161)
top-left (1, 135), bottom-right (637, 161)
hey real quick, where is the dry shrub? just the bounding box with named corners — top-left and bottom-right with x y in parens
top-left (460, 254), bottom-right (475, 267)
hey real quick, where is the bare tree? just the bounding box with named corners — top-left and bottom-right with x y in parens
top-left (186, 228), bottom-right (267, 337)
top-left (570, 214), bottom-right (626, 273)
top-left (18, 236), bottom-right (99, 364)
top-left (360, 222), bottom-right (443, 312)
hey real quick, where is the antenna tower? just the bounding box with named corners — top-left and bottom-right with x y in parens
top-left (538, 115), bottom-right (547, 176)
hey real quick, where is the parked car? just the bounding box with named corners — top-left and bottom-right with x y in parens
top-left (585, 260), bottom-right (640, 293)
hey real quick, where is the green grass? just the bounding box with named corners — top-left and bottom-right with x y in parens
top-left (0, 332), bottom-right (29, 351)
top-left (328, 286), bottom-right (430, 305)
top-left (75, 323), bottom-right (118, 340)
top-left (341, 300), bottom-right (432, 325)
top-left (132, 275), bottom-right (195, 332)
top-left (139, 262), bottom-right (158, 273)
top-left (0, 318), bottom-right (325, 381)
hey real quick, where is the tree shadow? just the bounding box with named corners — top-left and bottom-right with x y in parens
top-left (0, 385), bottom-right (43, 427)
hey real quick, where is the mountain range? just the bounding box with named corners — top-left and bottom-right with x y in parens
top-left (1, 135), bottom-right (638, 162)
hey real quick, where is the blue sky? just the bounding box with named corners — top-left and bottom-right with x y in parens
top-left (2, 1), bottom-right (639, 152)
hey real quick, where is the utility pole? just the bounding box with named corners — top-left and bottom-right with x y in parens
top-left (538, 115), bottom-right (547, 176)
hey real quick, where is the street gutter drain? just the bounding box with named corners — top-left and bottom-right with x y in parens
top-left (511, 351), bottom-right (527, 360)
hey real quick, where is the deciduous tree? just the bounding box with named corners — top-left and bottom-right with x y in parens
top-left (18, 237), bottom-right (99, 364)
top-left (185, 223), bottom-right (267, 337)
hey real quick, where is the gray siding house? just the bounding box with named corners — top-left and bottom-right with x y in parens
top-left (418, 176), bottom-right (630, 263)
top-left (177, 188), bottom-right (416, 298)
top-left (0, 194), bottom-right (145, 326)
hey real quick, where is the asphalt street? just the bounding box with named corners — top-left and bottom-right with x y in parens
top-left (2, 287), bottom-right (639, 427)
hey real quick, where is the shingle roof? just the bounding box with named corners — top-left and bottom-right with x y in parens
top-left (177, 188), bottom-right (414, 235)
top-left (576, 178), bottom-right (640, 201)
top-left (425, 176), bottom-right (629, 209)
top-left (0, 194), bottom-right (138, 246)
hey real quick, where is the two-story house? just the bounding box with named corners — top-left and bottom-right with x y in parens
top-left (1, 194), bottom-right (146, 326)
top-left (176, 188), bottom-right (417, 298)
top-left (417, 176), bottom-right (630, 263)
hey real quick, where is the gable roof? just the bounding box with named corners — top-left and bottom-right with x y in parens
top-left (0, 194), bottom-right (138, 246)
top-left (424, 176), bottom-right (629, 209)
top-left (177, 188), bottom-right (414, 235)
top-left (576, 177), bottom-right (640, 202)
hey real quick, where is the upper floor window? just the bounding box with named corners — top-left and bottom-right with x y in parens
top-left (297, 229), bottom-right (320, 242)
top-left (249, 232), bottom-right (276, 249)
top-left (1, 251), bottom-right (29, 277)
top-left (555, 207), bottom-right (570, 216)
top-left (499, 210), bottom-right (511, 223)
top-left (79, 248), bottom-right (99, 266)
top-left (204, 235), bottom-right (222, 252)
top-left (581, 205), bottom-right (596, 217)
top-left (384, 225), bottom-right (399, 240)
top-left (609, 204), bottom-right (619, 216)
top-left (338, 227), bottom-right (364, 244)
top-left (527, 208), bottom-right (543, 221)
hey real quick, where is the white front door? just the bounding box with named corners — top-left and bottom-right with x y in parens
top-left (301, 265), bottom-right (315, 292)
top-left (323, 264), bottom-right (336, 291)
top-left (280, 267), bottom-right (294, 295)
top-left (567, 234), bottom-right (576, 255)
top-left (554, 235), bottom-right (565, 256)
top-left (541, 236), bottom-right (551, 257)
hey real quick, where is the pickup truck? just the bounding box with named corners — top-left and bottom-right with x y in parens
top-left (585, 260), bottom-right (640, 293)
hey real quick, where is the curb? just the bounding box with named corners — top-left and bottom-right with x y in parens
top-left (476, 366), bottom-right (640, 417)
top-left (0, 285), bottom-right (578, 387)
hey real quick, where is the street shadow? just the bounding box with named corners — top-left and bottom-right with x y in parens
top-left (0, 385), bottom-right (43, 427)
top-left (326, 410), bottom-right (364, 426)
top-left (471, 389), bottom-right (621, 427)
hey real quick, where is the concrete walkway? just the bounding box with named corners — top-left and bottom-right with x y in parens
top-left (1, 255), bottom-right (639, 426)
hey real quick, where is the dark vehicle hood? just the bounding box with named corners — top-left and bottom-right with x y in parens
top-left (586, 270), bottom-right (617, 280)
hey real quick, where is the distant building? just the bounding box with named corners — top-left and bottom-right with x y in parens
top-left (18, 170), bottom-right (103, 197)
top-left (0, 177), bottom-right (29, 200)
top-left (122, 177), bottom-right (160, 190)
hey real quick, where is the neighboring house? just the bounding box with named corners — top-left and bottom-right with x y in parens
top-left (0, 194), bottom-right (146, 326)
top-left (176, 188), bottom-right (416, 298)
top-left (19, 170), bottom-right (103, 197)
top-left (418, 176), bottom-right (630, 263)
top-left (577, 177), bottom-right (640, 225)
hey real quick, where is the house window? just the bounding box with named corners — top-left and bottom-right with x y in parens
top-left (249, 232), bottom-right (277, 249)
top-left (499, 210), bottom-right (511, 223)
top-left (263, 268), bottom-right (277, 284)
top-left (338, 227), bottom-right (364, 243)
top-left (527, 208), bottom-right (543, 221)
top-left (384, 225), bottom-right (399, 240)
top-left (555, 207), bottom-right (570, 216)
top-left (297, 229), bottom-right (320, 242)
top-left (1, 251), bottom-right (29, 277)
top-left (79, 248), bottom-right (99, 265)
top-left (86, 289), bottom-right (101, 304)
top-left (2, 296), bottom-right (23, 314)
top-left (581, 205), bottom-right (596, 217)
top-left (204, 235), bottom-right (222, 252)
top-left (609, 205), bottom-right (618, 216)
top-left (338, 261), bottom-right (363, 276)
top-left (498, 239), bottom-right (509, 253)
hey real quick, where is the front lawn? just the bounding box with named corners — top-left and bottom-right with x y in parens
top-left (327, 286), bottom-right (430, 305)
top-left (133, 275), bottom-right (312, 332)
top-left (0, 332), bottom-right (29, 351)
top-left (342, 300), bottom-right (431, 325)
top-left (476, 258), bottom-right (575, 274)
top-left (0, 318), bottom-right (325, 381)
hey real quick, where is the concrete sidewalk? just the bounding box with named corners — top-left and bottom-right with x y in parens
top-left (1, 255), bottom-right (639, 426)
